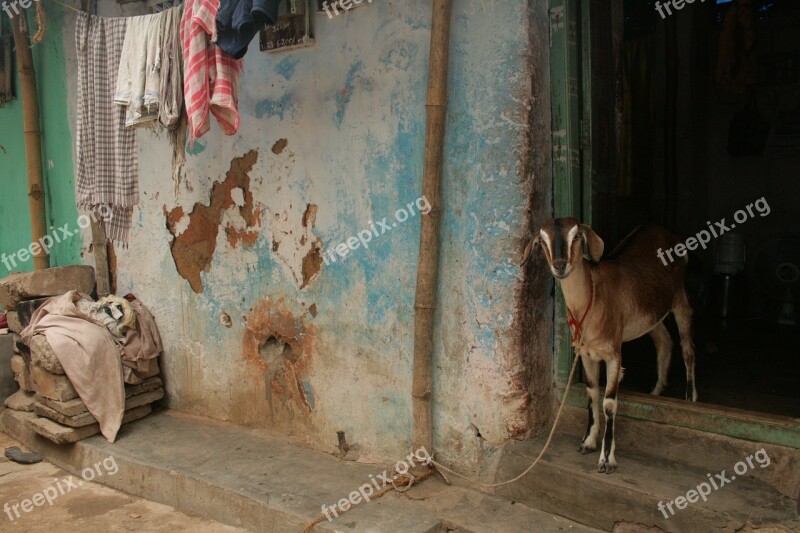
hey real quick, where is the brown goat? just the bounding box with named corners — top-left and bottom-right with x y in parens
top-left (528, 218), bottom-right (696, 473)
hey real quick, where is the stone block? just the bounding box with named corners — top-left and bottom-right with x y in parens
top-left (10, 354), bottom-right (32, 392)
top-left (33, 388), bottom-right (163, 427)
top-left (0, 266), bottom-right (95, 310)
top-left (27, 404), bottom-right (152, 444)
top-left (5, 311), bottom-right (22, 333)
top-left (30, 365), bottom-right (78, 401)
top-left (125, 376), bottom-right (163, 398)
top-left (29, 335), bottom-right (65, 374)
top-left (4, 390), bottom-right (37, 412)
top-left (39, 377), bottom-right (163, 417)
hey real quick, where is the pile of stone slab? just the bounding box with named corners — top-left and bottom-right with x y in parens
top-left (1, 266), bottom-right (164, 443)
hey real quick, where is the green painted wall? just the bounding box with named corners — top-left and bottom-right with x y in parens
top-left (0, 7), bottom-right (81, 292)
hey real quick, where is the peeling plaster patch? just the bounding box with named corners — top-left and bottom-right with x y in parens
top-left (308, 303), bottom-right (317, 318)
top-left (166, 150), bottom-right (261, 293)
top-left (300, 204), bottom-right (323, 288)
top-left (275, 57), bottom-right (299, 80)
top-left (301, 243), bottom-right (323, 289)
top-left (243, 298), bottom-right (316, 419)
top-left (334, 61), bottom-right (364, 128)
top-left (163, 205), bottom-right (189, 237)
top-left (219, 311), bottom-right (233, 328)
top-left (271, 138), bottom-right (288, 154)
top-left (255, 93), bottom-right (295, 120)
top-left (269, 203), bottom-right (323, 289)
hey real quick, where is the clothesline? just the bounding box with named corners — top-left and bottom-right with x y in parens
top-left (45, 0), bottom-right (184, 16)
top-left (47, 0), bottom-right (85, 14)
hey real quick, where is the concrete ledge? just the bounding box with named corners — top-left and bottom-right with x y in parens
top-left (1, 408), bottom-right (599, 533)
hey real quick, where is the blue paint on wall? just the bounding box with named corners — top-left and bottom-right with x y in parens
top-left (333, 61), bottom-right (364, 128)
top-left (275, 57), bottom-right (300, 80)
top-left (255, 93), bottom-right (296, 120)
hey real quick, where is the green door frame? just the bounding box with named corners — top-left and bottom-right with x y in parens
top-left (547, 0), bottom-right (800, 449)
top-left (549, 0), bottom-right (582, 384)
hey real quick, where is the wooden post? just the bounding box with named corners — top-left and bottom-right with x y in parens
top-left (12, 15), bottom-right (48, 271)
top-left (412, 0), bottom-right (452, 455)
top-left (91, 219), bottom-right (111, 297)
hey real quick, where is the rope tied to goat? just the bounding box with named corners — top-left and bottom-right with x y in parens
top-left (301, 469), bottom-right (434, 533)
top-left (302, 294), bottom-right (589, 530)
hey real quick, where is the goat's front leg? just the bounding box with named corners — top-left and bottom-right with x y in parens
top-left (579, 354), bottom-right (601, 454)
top-left (598, 356), bottom-right (623, 474)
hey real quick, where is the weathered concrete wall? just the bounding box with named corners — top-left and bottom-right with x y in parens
top-left (0, 8), bottom-right (83, 286)
top-left (56, 0), bottom-right (552, 476)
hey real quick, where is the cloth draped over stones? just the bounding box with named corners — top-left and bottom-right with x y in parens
top-left (20, 291), bottom-right (163, 443)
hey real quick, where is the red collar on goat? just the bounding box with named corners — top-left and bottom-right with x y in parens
top-left (567, 273), bottom-right (594, 344)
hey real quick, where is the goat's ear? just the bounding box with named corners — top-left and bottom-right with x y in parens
top-left (579, 224), bottom-right (604, 262)
top-left (520, 235), bottom-right (541, 267)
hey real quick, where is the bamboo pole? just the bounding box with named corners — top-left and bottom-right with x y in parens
top-left (12, 14), bottom-right (48, 271)
top-left (412, 0), bottom-right (452, 455)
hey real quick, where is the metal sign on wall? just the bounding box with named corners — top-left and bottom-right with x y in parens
top-left (260, 0), bottom-right (315, 52)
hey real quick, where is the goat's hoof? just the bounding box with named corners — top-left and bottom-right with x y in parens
top-left (578, 444), bottom-right (595, 455)
top-left (597, 460), bottom-right (616, 474)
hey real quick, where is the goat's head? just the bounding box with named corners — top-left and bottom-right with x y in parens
top-left (523, 218), bottom-right (604, 279)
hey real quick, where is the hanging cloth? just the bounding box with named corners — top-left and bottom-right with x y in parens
top-left (114, 13), bottom-right (166, 128)
top-left (75, 13), bottom-right (138, 244)
top-left (215, 0), bottom-right (280, 59)
top-left (180, 0), bottom-right (244, 145)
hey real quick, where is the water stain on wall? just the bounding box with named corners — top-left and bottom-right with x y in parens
top-left (165, 150), bottom-right (261, 293)
top-left (242, 297), bottom-right (316, 425)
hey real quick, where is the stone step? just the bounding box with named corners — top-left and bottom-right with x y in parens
top-left (559, 401), bottom-right (800, 500)
top-left (495, 429), bottom-right (799, 532)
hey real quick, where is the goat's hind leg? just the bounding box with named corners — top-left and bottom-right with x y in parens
top-left (649, 321), bottom-right (673, 396)
top-left (579, 354), bottom-right (601, 454)
top-left (673, 291), bottom-right (697, 402)
top-left (598, 356), bottom-right (623, 474)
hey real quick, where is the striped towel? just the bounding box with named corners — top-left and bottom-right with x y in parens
top-left (75, 13), bottom-right (138, 244)
top-left (180, 0), bottom-right (243, 145)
